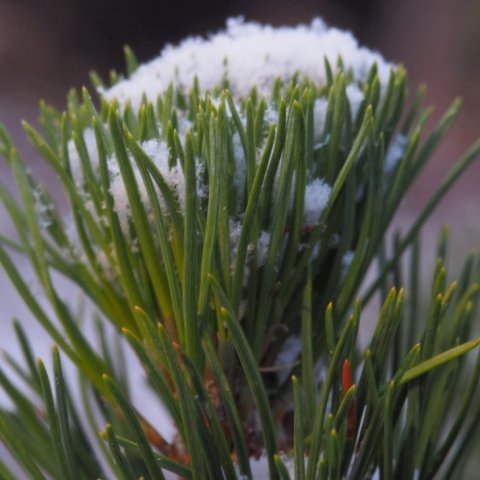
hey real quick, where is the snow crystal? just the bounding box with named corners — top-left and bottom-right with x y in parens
top-left (195, 160), bottom-right (207, 199)
top-left (107, 139), bottom-right (187, 234)
top-left (93, 247), bottom-right (118, 280)
top-left (103, 17), bottom-right (392, 108)
top-left (67, 130), bottom-right (198, 229)
top-left (346, 83), bottom-right (364, 119)
top-left (313, 83), bottom-right (364, 144)
top-left (229, 220), bottom-right (271, 270)
top-left (263, 107), bottom-right (278, 126)
top-left (33, 188), bottom-right (53, 230)
top-left (108, 173), bottom-right (133, 232)
top-left (256, 231), bottom-right (271, 268)
top-left (141, 139), bottom-right (186, 208)
top-left (303, 178), bottom-right (332, 224)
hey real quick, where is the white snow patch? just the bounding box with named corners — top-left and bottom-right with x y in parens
top-left (256, 231), bottom-right (271, 268)
top-left (33, 188), bottom-right (53, 230)
top-left (263, 106), bottom-right (278, 126)
top-left (313, 97), bottom-right (328, 144)
top-left (346, 83), bottom-right (364, 119)
top-left (237, 454), bottom-right (295, 479)
top-left (229, 219), bottom-right (243, 263)
top-left (232, 132), bottom-right (246, 203)
top-left (303, 178), bottom-right (331, 224)
top-left (229, 220), bottom-right (271, 271)
top-left (67, 128), bottom-right (99, 185)
top-left (103, 18), bottom-right (393, 108)
top-left (140, 139), bottom-right (186, 208)
top-left (107, 139), bottom-right (188, 234)
top-left (195, 160), bottom-right (207, 199)
top-left (313, 83), bottom-right (364, 144)
top-left (385, 134), bottom-right (407, 174)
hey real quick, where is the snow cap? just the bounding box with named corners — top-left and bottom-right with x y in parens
top-left (103, 17), bottom-right (392, 107)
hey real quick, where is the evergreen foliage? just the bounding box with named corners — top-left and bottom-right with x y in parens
top-left (0, 31), bottom-right (480, 479)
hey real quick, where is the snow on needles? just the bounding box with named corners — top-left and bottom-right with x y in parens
top-left (66, 18), bottom-right (397, 270)
top-left (304, 179), bottom-right (332, 225)
top-left (104, 17), bottom-right (392, 106)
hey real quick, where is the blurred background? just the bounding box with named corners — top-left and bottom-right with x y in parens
top-left (0, 0), bottom-right (479, 250)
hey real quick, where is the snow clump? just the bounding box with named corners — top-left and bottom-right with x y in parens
top-left (104, 17), bottom-right (391, 107)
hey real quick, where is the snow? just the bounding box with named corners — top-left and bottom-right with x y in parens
top-left (385, 134), bottom-right (407, 173)
top-left (232, 131), bottom-right (246, 204)
top-left (66, 135), bottom-right (191, 265)
top-left (103, 17), bottom-right (392, 107)
top-left (32, 187), bottom-right (53, 230)
top-left (256, 231), bottom-right (271, 268)
top-left (67, 132), bottom-right (188, 224)
top-left (346, 83), bottom-right (364, 120)
top-left (127, 139), bottom-right (185, 209)
top-left (229, 220), bottom-right (271, 273)
top-left (229, 219), bottom-right (243, 263)
top-left (313, 97), bottom-right (329, 144)
top-left (237, 454), bottom-right (295, 479)
top-left (70, 17), bottom-right (395, 247)
top-left (303, 178), bottom-right (332, 224)
top-left (68, 128), bottom-right (99, 185)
